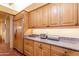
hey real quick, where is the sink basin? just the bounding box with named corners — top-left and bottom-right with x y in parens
top-left (47, 35), bottom-right (60, 41)
top-left (28, 34), bottom-right (39, 37)
top-left (47, 38), bottom-right (60, 41)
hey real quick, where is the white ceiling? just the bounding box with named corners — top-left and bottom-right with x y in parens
top-left (0, 0), bottom-right (36, 12)
top-left (0, 0), bottom-right (78, 13)
top-left (0, 3), bottom-right (32, 12)
top-left (0, 0), bottom-right (50, 12)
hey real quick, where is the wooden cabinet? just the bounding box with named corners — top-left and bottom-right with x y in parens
top-left (24, 39), bottom-right (34, 56)
top-left (42, 4), bottom-right (49, 27)
top-left (66, 50), bottom-right (79, 56)
top-left (34, 41), bottom-right (50, 56)
top-left (14, 11), bottom-right (25, 54)
top-left (29, 7), bottom-right (43, 28)
top-left (60, 3), bottom-right (77, 26)
top-left (14, 19), bottom-right (24, 53)
top-left (23, 39), bottom-right (79, 56)
top-left (28, 3), bottom-right (78, 28)
top-left (51, 45), bottom-right (67, 56)
top-left (29, 11), bottom-right (35, 28)
top-left (28, 4), bottom-right (50, 28)
top-left (41, 43), bottom-right (50, 56)
top-left (34, 41), bottom-right (42, 56)
top-left (49, 4), bottom-right (60, 26)
top-left (23, 11), bottom-right (29, 33)
top-left (51, 45), bottom-right (79, 56)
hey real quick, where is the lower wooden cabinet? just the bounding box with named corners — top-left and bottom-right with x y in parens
top-left (41, 43), bottom-right (50, 56)
top-left (50, 45), bottom-right (67, 56)
top-left (34, 41), bottom-right (50, 56)
top-left (66, 50), bottom-right (79, 56)
top-left (34, 42), bottom-right (42, 56)
top-left (24, 39), bottom-right (79, 56)
top-left (24, 39), bottom-right (34, 56)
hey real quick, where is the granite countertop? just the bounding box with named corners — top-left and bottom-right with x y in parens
top-left (24, 35), bottom-right (79, 51)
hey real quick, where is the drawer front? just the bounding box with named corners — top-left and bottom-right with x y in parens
top-left (24, 39), bottom-right (34, 46)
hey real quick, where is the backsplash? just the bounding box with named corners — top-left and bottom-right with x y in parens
top-left (32, 28), bottom-right (79, 38)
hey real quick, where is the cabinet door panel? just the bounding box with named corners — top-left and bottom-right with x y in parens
top-left (51, 45), bottom-right (67, 56)
top-left (29, 11), bottom-right (36, 28)
top-left (42, 4), bottom-right (49, 27)
top-left (34, 42), bottom-right (42, 56)
top-left (36, 8), bottom-right (43, 27)
top-left (14, 19), bottom-right (23, 53)
top-left (60, 3), bottom-right (77, 26)
top-left (24, 39), bottom-right (34, 56)
top-left (66, 50), bottom-right (79, 56)
top-left (49, 4), bottom-right (60, 26)
top-left (41, 43), bottom-right (50, 56)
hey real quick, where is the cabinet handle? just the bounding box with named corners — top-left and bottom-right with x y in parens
top-left (39, 46), bottom-right (42, 49)
top-left (39, 44), bottom-right (42, 49)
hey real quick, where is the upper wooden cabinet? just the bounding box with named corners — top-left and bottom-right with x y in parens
top-left (49, 4), bottom-right (60, 26)
top-left (28, 3), bottom-right (78, 28)
top-left (28, 4), bottom-right (49, 28)
top-left (42, 4), bottom-right (49, 27)
top-left (60, 3), bottom-right (77, 26)
top-left (29, 10), bottom-right (36, 28)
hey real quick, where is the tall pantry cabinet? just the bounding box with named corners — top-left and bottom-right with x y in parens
top-left (13, 11), bottom-right (28, 53)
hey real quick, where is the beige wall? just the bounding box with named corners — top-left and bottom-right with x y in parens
top-left (32, 28), bottom-right (79, 38)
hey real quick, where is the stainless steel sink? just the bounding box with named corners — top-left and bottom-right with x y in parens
top-left (47, 35), bottom-right (60, 41)
top-left (28, 34), bottom-right (39, 37)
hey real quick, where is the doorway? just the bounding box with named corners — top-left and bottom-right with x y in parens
top-left (0, 14), bottom-right (10, 53)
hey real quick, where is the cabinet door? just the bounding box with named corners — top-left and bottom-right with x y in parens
top-left (41, 43), bottom-right (50, 56)
top-left (60, 3), bottom-right (77, 26)
top-left (29, 11), bottom-right (36, 28)
top-left (34, 41), bottom-right (42, 56)
top-left (14, 19), bottom-right (23, 53)
top-left (13, 21), bottom-right (17, 48)
top-left (51, 45), bottom-right (67, 56)
top-left (66, 50), bottom-right (79, 56)
top-left (24, 39), bottom-right (34, 56)
top-left (42, 4), bottom-right (49, 27)
top-left (49, 4), bottom-right (60, 26)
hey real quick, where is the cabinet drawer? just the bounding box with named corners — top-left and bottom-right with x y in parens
top-left (24, 39), bottom-right (34, 46)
